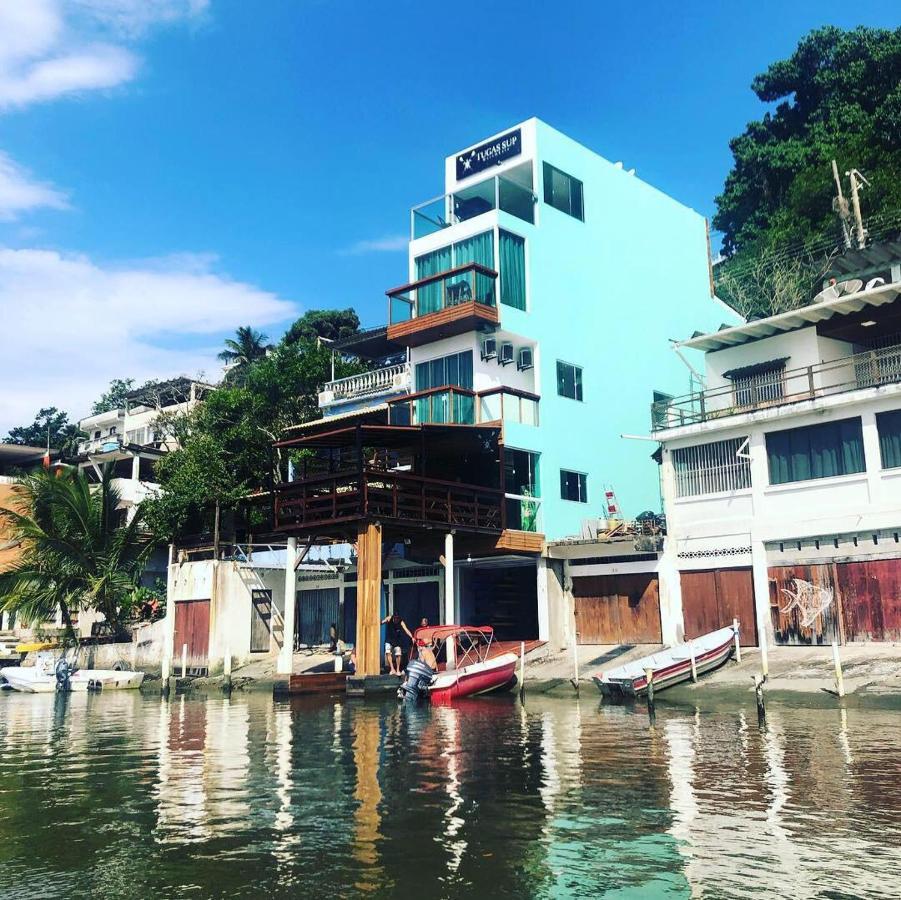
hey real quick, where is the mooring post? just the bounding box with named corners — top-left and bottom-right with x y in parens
top-left (645, 667), bottom-right (656, 725)
top-left (571, 633), bottom-right (580, 694)
top-left (181, 643), bottom-right (188, 679)
top-left (519, 641), bottom-right (526, 697)
top-left (832, 640), bottom-right (845, 698)
top-left (223, 645), bottom-right (232, 693)
top-left (754, 674), bottom-right (766, 728)
top-left (733, 618), bottom-right (742, 664)
top-left (161, 655), bottom-right (171, 696)
top-left (690, 646), bottom-right (697, 683)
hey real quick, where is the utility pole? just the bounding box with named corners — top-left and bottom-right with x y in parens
top-left (831, 160), bottom-right (852, 250)
top-left (846, 167), bottom-right (870, 250)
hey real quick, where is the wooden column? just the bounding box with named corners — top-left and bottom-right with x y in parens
top-left (355, 522), bottom-right (383, 677)
top-left (277, 537), bottom-right (297, 675)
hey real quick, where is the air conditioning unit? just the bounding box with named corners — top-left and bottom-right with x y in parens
top-left (480, 336), bottom-right (497, 361)
top-left (517, 346), bottom-right (534, 371)
top-left (498, 341), bottom-right (514, 366)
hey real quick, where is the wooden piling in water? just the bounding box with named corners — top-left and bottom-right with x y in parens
top-left (832, 641), bottom-right (845, 698)
top-left (733, 618), bottom-right (741, 664)
top-left (645, 667), bottom-right (655, 725)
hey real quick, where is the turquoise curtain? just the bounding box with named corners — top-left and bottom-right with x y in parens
top-left (878, 409), bottom-right (901, 469)
top-left (415, 245), bottom-right (451, 315)
top-left (452, 231), bottom-right (494, 305)
top-left (499, 230), bottom-right (526, 310)
top-left (766, 418), bottom-right (865, 484)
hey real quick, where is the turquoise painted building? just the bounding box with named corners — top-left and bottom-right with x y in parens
top-left (322, 118), bottom-right (728, 541)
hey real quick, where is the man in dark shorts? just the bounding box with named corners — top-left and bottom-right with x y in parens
top-left (381, 611), bottom-right (414, 675)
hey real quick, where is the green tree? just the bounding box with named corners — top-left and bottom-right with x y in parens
top-left (284, 308), bottom-right (361, 345)
top-left (713, 26), bottom-right (901, 315)
top-left (0, 467), bottom-right (156, 640)
top-left (145, 337), bottom-right (364, 540)
top-left (5, 407), bottom-right (82, 456)
top-left (91, 378), bottom-right (135, 414)
top-left (218, 326), bottom-right (272, 382)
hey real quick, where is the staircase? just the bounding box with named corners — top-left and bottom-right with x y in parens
top-left (0, 631), bottom-right (22, 665)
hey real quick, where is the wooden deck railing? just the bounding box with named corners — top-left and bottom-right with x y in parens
top-left (274, 467), bottom-right (504, 532)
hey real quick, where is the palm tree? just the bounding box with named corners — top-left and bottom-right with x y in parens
top-left (218, 326), bottom-right (271, 382)
top-left (0, 466), bottom-right (156, 641)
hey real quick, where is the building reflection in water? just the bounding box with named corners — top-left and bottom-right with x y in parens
top-left (351, 704), bottom-right (384, 890)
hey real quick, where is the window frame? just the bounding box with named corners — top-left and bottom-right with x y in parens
top-left (556, 360), bottom-right (583, 401)
top-left (559, 469), bottom-right (588, 503)
top-left (765, 417), bottom-right (866, 486)
top-left (542, 162), bottom-right (584, 221)
top-left (671, 437), bottom-right (752, 498)
top-left (876, 408), bottom-right (901, 470)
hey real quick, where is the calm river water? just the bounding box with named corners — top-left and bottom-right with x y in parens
top-left (1, 689), bottom-right (900, 899)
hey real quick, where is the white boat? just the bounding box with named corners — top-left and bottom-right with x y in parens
top-left (0, 653), bottom-right (145, 694)
top-left (593, 625), bottom-right (737, 697)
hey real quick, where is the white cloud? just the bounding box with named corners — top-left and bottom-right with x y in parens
top-left (0, 0), bottom-right (206, 110)
top-left (341, 234), bottom-right (408, 255)
top-left (0, 247), bottom-right (298, 432)
top-left (0, 152), bottom-right (70, 221)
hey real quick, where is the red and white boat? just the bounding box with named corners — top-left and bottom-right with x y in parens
top-left (400, 625), bottom-right (518, 704)
top-left (593, 625), bottom-right (737, 698)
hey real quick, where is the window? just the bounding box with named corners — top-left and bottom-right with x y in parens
top-left (504, 448), bottom-right (540, 531)
top-left (499, 230), bottom-right (526, 310)
top-left (109, 426), bottom-right (117, 435)
top-left (415, 231), bottom-right (494, 314)
top-left (724, 359), bottom-right (787, 408)
top-left (556, 360), bottom-right (583, 401)
top-left (415, 350), bottom-right (473, 391)
top-left (94, 430), bottom-right (101, 439)
top-left (877, 409), bottom-right (901, 469)
top-left (766, 417), bottom-right (865, 485)
top-left (560, 469), bottom-right (588, 503)
top-left (543, 162), bottom-right (584, 220)
top-left (672, 437), bottom-right (752, 498)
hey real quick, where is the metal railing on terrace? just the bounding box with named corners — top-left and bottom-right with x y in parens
top-left (652, 343), bottom-right (901, 430)
top-left (388, 263), bottom-right (497, 325)
top-left (411, 174), bottom-right (536, 239)
top-left (78, 435), bottom-right (124, 454)
top-left (318, 363), bottom-right (412, 407)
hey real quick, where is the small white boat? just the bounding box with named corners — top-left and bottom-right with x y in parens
top-left (0, 653), bottom-right (145, 694)
top-left (594, 625), bottom-right (737, 697)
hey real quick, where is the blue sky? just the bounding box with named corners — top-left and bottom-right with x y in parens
top-left (0, 0), bottom-right (897, 432)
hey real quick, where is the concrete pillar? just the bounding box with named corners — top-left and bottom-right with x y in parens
top-left (657, 542), bottom-right (684, 646)
top-left (751, 538), bottom-right (774, 651)
top-left (355, 523), bottom-right (382, 677)
top-left (277, 537), bottom-right (298, 675)
top-left (444, 531), bottom-right (456, 669)
top-left (536, 557), bottom-right (550, 642)
top-left (860, 410), bottom-right (882, 504)
top-left (163, 543), bottom-right (177, 674)
top-left (131, 453), bottom-right (141, 481)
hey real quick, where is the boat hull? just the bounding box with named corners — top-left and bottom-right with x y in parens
top-left (0, 667), bottom-right (145, 693)
top-left (429, 652), bottom-right (518, 704)
top-left (593, 627), bottom-right (736, 698)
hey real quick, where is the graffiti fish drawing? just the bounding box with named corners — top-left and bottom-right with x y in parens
top-left (779, 578), bottom-right (834, 628)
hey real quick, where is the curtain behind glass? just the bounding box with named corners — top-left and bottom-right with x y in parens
top-left (499, 230), bottom-right (526, 310)
top-left (767, 418), bottom-right (864, 484)
top-left (415, 245), bottom-right (451, 315)
top-left (452, 231), bottom-right (494, 305)
top-left (878, 410), bottom-right (901, 468)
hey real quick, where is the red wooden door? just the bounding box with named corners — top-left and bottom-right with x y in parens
top-left (768, 564), bottom-right (839, 645)
top-left (572, 574), bottom-right (661, 644)
top-left (837, 559), bottom-right (901, 642)
top-left (173, 599), bottom-right (211, 669)
top-left (681, 568), bottom-right (757, 646)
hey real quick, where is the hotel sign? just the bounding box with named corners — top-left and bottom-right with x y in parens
top-left (455, 129), bottom-right (521, 180)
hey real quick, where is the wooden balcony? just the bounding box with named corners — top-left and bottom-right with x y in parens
top-left (386, 263), bottom-right (500, 347)
top-left (274, 467), bottom-right (504, 535)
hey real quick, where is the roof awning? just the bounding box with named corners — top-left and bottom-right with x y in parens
top-left (282, 404), bottom-right (389, 433)
top-left (680, 281), bottom-right (901, 352)
top-left (721, 357), bottom-right (789, 380)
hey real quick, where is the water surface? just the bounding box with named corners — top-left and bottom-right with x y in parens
top-left (1, 689), bottom-right (899, 899)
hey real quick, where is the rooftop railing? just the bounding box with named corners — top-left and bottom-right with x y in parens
top-left (318, 363), bottom-right (412, 408)
top-left (411, 174), bottom-right (536, 240)
top-left (387, 262), bottom-right (497, 325)
top-left (652, 343), bottom-right (901, 430)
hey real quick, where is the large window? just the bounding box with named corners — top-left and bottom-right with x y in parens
top-left (415, 350), bottom-right (473, 392)
top-left (415, 231), bottom-right (494, 314)
top-left (556, 360), bottom-right (583, 401)
top-left (560, 469), bottom-right (588, 503)
top-left (877, 409), bottom-right (901, 469)
top-left (543, 162), bottom-right (584, 221)
top-left (766, 417), bottom-right (865, 485)
top-left (672, 437), bottom-right (752, 498)
top-left (504, 448), bottom-right (540, 531)
top-left (499, 230), bottom-right (526, 310)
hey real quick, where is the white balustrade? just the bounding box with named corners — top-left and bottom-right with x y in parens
top-left (319, 363), bottom-right (411, 406)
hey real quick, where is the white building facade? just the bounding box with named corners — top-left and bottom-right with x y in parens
top-left (653, 258), bottom-right (901, 649)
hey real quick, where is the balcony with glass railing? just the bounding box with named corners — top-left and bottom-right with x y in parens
top-left (318, 362), bottom-right (412, 412)
top-left (411, 174), bottom-right (536, 240)
top-left (386, 263), bottom-right (499, 346)
top-left (387, 386), bottom-right (540, 429)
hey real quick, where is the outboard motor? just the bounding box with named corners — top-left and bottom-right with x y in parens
top-left (397, 658), bottom-right (435, 703)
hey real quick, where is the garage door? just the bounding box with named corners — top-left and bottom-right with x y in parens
top-left (681, 568), bottom-right (757, 646)
top-left (572, 573), bottom-right (662, 645)
top-left (173, 599), bottom-right (211, 670)
top-left (838, 559), bottom-right (901, 642)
